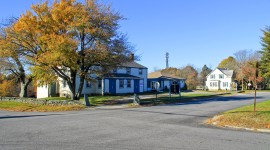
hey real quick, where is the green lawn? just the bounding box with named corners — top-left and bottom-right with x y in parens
top-left (0, 101), bottom-right (85, 112)
top-left (139, 92), bottom-right (223, 105)
top-left (81, 95), bottom-right (129, 106)
top-left (37, 91), bottom-right (227, 106)
top-left (207, 100), bottom-right (270, 129)
top-left (38, 97), bottom-right (71, 101)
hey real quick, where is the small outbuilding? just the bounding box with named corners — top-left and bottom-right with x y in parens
top-left (147, 71), bottom-right (185, 93)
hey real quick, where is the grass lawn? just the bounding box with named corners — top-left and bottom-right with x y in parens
top-left (139, 92), bottom-right (225, 105)
top-left (0, 101), bottom-right (85, 112)
top-left (207, 100), bottom-right (270, 129)
top-left (38, 97), bottom-right (71, 101)
top-left (81, 95), bottom-right (130, 106)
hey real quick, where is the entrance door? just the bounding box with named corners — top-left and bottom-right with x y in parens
top-left (109, 79), bottom-right (116, 95)
top-left (134, 79), bottom-right (140, 93)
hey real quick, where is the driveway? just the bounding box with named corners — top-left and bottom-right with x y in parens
top-left (0, 92), bottom-right (270, 150)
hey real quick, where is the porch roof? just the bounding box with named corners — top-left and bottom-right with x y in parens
top-left (104, 73), bottom-right (141, 79)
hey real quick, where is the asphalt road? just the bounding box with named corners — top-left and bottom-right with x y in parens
top-left (1, 92), bottom-right (270, 150)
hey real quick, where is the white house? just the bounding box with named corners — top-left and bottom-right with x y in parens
top-left (37, 61), bottom-right (148, 98)
top-left (205, 68), bottom-right (234, 90)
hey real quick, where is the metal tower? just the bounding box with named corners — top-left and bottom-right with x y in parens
top-left (166, 52), bottom-right (169, 68)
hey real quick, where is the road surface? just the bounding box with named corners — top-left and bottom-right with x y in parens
top-left (0, 92), bottom-right (270, 150)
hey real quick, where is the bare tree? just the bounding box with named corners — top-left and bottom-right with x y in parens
top-left (234, 50), bottom-right (261, 90)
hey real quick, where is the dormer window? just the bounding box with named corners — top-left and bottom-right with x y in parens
top-left (126, 68), bottom-right (131, 74)
top-left (139, 68), bottom-right (143, 75)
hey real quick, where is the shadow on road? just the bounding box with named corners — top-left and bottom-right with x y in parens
top-left (164, 96), bottom-right (264, 106)
top-left (0, 114), bottom-right (63, 120)
top-left (124, 109), bottom-right (209, 118)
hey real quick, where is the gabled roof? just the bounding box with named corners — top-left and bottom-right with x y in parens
top-left (120, 61), bottom-right (147, 69)
top-left (148, 71), bottom-right (185, 80)
top-left (206, 68), bottom-right (234, 78)
top-left (219, 68), bottom-right (234, 77)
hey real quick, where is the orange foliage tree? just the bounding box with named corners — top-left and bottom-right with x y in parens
top-left (4, 0), bottom-right (133, 100)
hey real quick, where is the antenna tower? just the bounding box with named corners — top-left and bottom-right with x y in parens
top-left (166, 52), bottom-right (169, 68)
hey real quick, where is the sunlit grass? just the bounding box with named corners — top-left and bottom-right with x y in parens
top-left (81, 95), bottom-right (129, 106)
top-left (207, 100), bottom-right (270, 129)
top-left (0, 101), bottom-right (85, 112)
top-left (38, 97), bottom-right (71, 101)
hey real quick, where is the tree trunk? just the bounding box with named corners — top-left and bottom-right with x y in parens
top-left (19, 82), bottom-right (27, 98)
top-left (67, 70), bottom-right (77, 100)
top-left (19, 77), bottom-right (32, 98)
top-left (75, 75), bottom-right (85, 100)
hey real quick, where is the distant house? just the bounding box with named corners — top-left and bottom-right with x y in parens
top-left (147, 71), bottom-right (185, 92)
top-left (205, 68), bottom-right (234, 90)
top-left (37, 61), bottom-right (148, 98)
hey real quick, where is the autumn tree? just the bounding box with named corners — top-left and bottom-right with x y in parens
top-left (218, 56), bottom-right (237, 70)
top-left (199, 65), bottom-right (212, 86)
top-left (7, 0), bottom-right (133, 100)
top-left (234, 50), bottom-right (261, 90)
top-left (0, 74), bottom-right (20, 97)
top-left (177, 65), bottom-right (199, 90)
top-left (0, 26), bottom-right (33, 98)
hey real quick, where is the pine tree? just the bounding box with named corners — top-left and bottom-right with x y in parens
top-left (260, 27), bottom-right (270, 78)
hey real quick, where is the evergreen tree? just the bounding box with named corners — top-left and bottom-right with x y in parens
top-left (260, 27), bottom-right (270, 78)
top-left (200, 65), bottom-right (212, 86)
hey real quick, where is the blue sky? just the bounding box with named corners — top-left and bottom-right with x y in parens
top-left (1, 0), bottom-right (270, 72)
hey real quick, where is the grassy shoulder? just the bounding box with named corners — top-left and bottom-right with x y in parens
top-left (0, 91), bottom-right (229, 112)
top-left (0, 101), bottom-right (85, 112)
top-left (139, 92), bottom-right (227, 105)
top-left (206, 100), bottom-right (270, 129)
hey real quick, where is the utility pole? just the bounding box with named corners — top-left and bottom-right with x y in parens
top-left (254, 61), bottom-right (259, 113)
top-left (166, 52), bottom-right (169, 68)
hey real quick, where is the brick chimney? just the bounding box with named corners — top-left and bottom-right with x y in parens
top-left (130, 53), bottom-right (134, 61)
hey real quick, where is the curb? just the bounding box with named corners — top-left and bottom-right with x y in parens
top-left (207, 115), bottom-right (270, 133)
top-left (224, 125), bottom-right (270, 133)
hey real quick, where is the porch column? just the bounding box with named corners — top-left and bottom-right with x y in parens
top-left (102, 78), bottom-right (105, 96)
top-left (179, 80), bottom-right (181, 97)
top-left (169, 80), bottom-right (171, 97)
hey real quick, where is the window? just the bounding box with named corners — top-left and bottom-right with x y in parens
top-left (147, 81), bottom-right (151, 88)
top-left (113, 68), bottom-right (117, 73)
top-left (210, 82), bottom-right (217, 87)
top-left (126, 68), bottom-right (131, 74)
top-left (139, 69), bottom-right (143, 75)
top-left (223, 82), bottom-right (228, 87)
top-left (119, 80), bottom-right (124, 88)
top-left (63, 81), bottom-right (67, 88)
top-left (127, 80), bottom-right (131, 88)
top-left (98, 80), bottom-right (102, 89)
top-left (210, 74), bottom-right (215, 79)
top-left (86, 81), bottom-right (92, 88)
top-left (219, 74), bottom-right (224, 79)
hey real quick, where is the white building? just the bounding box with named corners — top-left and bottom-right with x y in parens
top-left (37, 61), bottom-right (148, 98)
top-left (205, 68), bottom-right (234, 90)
